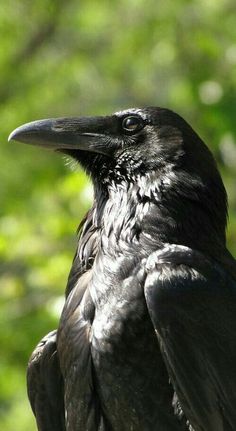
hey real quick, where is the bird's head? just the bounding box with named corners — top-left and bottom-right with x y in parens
top-left (9, 107), bottom-right (228, 250)
top-left (8, 107), bottom-right (221, 182)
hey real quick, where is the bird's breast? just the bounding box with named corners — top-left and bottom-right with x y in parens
top-left (85, 252), bottom-right (174, 429)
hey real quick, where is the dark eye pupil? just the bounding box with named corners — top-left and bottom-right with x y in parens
top-left (122, 116), bottom-right (143, 132)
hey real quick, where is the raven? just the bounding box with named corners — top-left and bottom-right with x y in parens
top-left (9, 107), bottom-right (236, 431)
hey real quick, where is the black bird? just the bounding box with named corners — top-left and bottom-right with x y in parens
top-left (9, 107), bottom-right (236, 431)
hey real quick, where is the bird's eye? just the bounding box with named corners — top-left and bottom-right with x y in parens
top-left (122, 116), bottom-right (144, 133)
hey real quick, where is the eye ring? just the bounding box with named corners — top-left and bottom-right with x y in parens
top-left (122, 115), bottom-right (144, 133)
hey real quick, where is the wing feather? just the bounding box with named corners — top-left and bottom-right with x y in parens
top-left (144, 249), bottom-right (236, 431)
top-left (27, 330), bottom-right (65, 431)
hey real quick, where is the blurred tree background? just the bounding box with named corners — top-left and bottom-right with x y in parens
top-left (0, 0), bottom-right (236, 429)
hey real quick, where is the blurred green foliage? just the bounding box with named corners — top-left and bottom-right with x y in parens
top-left (0, 0), bottom-right (236, 429)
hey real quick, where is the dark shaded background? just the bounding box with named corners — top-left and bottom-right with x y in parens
top-left (0, 0), bottom-right (236, 429)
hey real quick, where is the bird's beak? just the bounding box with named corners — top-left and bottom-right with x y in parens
top-left (8, 117), bottom-right (115, 156)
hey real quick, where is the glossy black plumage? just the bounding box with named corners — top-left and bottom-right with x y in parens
top-left (10, 107), bottom-right (236, 430)
top-left (27, 330), bottom-right (65, 431)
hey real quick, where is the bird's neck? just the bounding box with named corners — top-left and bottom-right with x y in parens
top-left (93, 169), bottom-right (227, 261)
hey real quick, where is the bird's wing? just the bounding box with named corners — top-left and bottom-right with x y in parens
top-left (144, 245), bottom-right (236, 431)
top-left (58, 278), bottom-right (107, 431)
top-left (27, 330), bottom-right (65, 431)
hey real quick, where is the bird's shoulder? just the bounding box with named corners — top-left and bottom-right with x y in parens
top-left (144, 244), bottom-right (236, 336)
